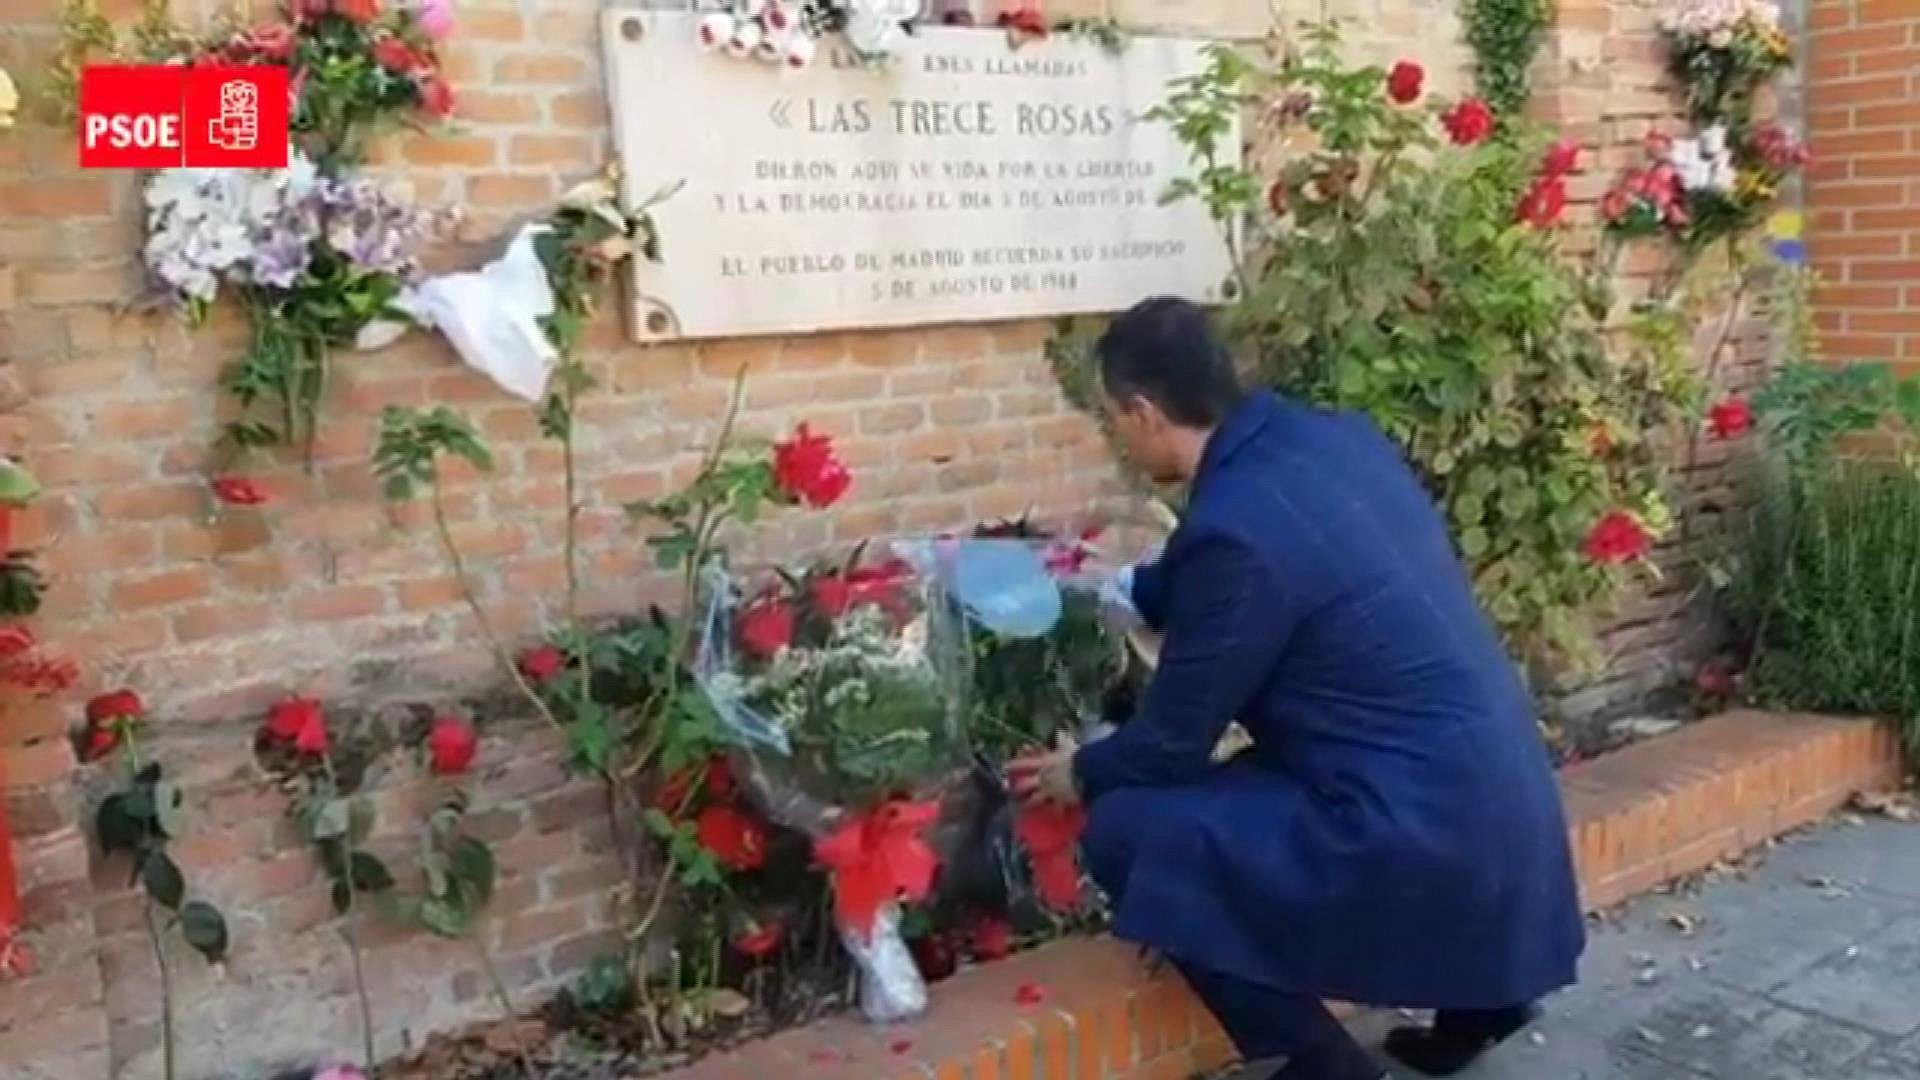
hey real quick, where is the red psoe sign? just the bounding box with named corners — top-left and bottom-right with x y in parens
top-left (78, 64), bottom-right (289, 169)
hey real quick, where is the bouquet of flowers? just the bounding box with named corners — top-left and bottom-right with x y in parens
top-left (215, 0), bottom-right (456, 166)
top-left (1602, 122), bottom-right (1807, 248)
top-left (695, 0), bottom-right (921, 69)
top-left (1659, 0), bottom-right (1792, 129)
top-left (695, 544), bottom-right (971, 1021)
top-left (141, 153), bottom-right (451, 459)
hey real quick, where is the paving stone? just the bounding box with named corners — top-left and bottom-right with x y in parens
top-left (1715, 1006), bottom-right (1885, 1080)
top-left (1764, 914), bottom-right (1920, 1037)
top-left (1756, 821), bottom-right (1920, 903)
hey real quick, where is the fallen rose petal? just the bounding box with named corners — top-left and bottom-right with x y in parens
top-left (1015, 982), bottom-right (1046, 1006)
top-left (889, 1039), bottom-right (914, 1055)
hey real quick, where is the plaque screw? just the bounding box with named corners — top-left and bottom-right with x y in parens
top-left (644, 309), bottom-right (670, 334)
top-left (620, 16), bottom-right (644, 40)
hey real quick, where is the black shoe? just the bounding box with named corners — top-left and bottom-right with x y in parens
top-left (1268, 1035), bottom-right (1391, 1080)
top-left (1383, 1005), bottom-right (1537, 1077)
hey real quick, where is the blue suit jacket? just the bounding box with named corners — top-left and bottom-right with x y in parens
top-left (1074, 391), bottom-right (1584, 1008)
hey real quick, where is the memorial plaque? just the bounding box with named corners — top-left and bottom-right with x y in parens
top-left (602, 13), bottom-right (1238, 340)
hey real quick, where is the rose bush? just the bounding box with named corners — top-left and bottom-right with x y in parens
top-left (1146, 25), bottom-right (1695, 669)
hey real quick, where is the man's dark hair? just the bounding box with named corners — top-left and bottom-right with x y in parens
top-left (1096, 296), bottom-right (1246, 428)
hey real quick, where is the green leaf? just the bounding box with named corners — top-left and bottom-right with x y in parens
top-left (450, 837), bottom-right (496, 905)
top-left (310, 798), bottom-right (352, 840)
top-left (0, 459), bottom-right (43, 508)
top-left (417, 894), bottom-right (471, 938)
top-left (151, 781), bottom-right (185, 840)
top-left (96, 793), bottom-right (143, 854)
top-left (141, 851), bottom-right (185, 910)
top-left (331, 879), bottom-right (353, 915)
top-left (179, 901), bottom-right (229, 962)
top-left (349, 851), bottom-right (395, 893)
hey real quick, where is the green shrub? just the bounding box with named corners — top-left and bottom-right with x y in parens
top-left (1728, 460), bottom-right (1920, 757)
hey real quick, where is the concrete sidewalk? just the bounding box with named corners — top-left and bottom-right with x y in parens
top-left (1247, 815), bottom-right (1920, 1079)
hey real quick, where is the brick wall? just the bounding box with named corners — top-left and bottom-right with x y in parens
top-left (0, 0), bottom-right (1473, 1075)
top-left (0, 0), bottom-right (1795, 1074)
top-left (1805, 0), bottom-right (1920, 370)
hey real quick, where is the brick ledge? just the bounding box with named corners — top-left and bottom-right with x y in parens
top-left (676, 711), bottom-right (1904, 1080)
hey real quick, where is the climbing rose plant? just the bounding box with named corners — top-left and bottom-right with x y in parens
top-left (1145, 24), bottom-right (1694, 669)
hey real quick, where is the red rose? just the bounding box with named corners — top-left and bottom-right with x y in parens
top-left (1582, 511), bottom-right (1652, 565)
top-left (372, 35), bottom-right (418, 74)
top-left (517, 644), bottom-right (565, 683)
top-left (211, 475), bottom-right (270, 506)
top-left (427, 714), bottom-right (478, 775)
top-left (296, 0), bottom-right (331, 21)
top-left (1541, 137), bottom-right (1580, 178)
top-left (1644, 129), bottom-right (1672, 157)
top-left (82, 723), bottom-right (121, 763)
top-left (86, 689), bottom-right (144, 726)
top-left (732, 918), bottom-right (784, 958)
top-left (237, 24), bottom-right (296, 61)
top-left (334, 0), bottom-right (380, 24)
top-left (0, 625), bottom-right (35, 658)
top-left (1707, 397), bottom-right (1753, 440)
top-left (1695, 660), bottom-right (1735, 698)
top-left (1517, 176), bottom-right (1567, 229)
top-left (772, 423), bottom-right (851, 508)
top-left (652, 755), bottom-right (735, 817)
top-left (810, 574), bottom-right (854, 618)
top-left (696, 805), bottom-right (767, 872)
top-left (1386, 60), bottom-right (1424, 104)
top-left (417, 73), bottom-right (455, 119)
top-left (736, 594), bottom-right (794, 660)
top-left (997, 4), bottom-right (1048, 38)
top-left (909, 931), bottom-right (958, 982)
top-left (1601, 187), bottom-right (1633, 224)
top-left (968, 916), bottom-right (1013, 961)
top-left (265, 696), bottom-right (328, 755)
top-left (1442, 97), bottom-right (1495, 146)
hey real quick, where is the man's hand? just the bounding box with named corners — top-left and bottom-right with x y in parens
top-left (1008, 732), bottom-right (1081, 807)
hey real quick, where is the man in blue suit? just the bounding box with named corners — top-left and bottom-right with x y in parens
top-left (1010, 297), bottom-right (1585, 1079)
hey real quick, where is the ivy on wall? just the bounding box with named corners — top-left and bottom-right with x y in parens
top-left (1461, 0), bottom-right (1552, 118)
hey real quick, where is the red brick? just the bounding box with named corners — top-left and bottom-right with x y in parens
top-left (109, 566), bottom-right (213, 610)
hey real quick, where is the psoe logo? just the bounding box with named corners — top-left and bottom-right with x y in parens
top-left (78, 64), bottom-right (289, 169)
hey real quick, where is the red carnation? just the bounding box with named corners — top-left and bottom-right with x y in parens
top-left (264, 696), bottom-right (329, 755)
top-left (1517, 176), bottom-right (1567, 229)
top-left (427, 714), bottom-right (478, 775)
top-left (1582, 511), bottom-right (1652, 565)
top-left (517, 644), bottom-right (565, 683)
top-left (417, 73), bottom-right (455, 120)
top-left (1386, 60), bottom-right (1424, 104)
top-left (372, 35), bottom-right (419, 74)
top-left (1541, 137), bottom-right (1580, 178)
top-left (1707, 397), bottom-right (1753, 440)
top-left (737, 594), bottom-right (795, 660)
top-left (1441, 97), bottom-right (1495, 146)
top-left (696, 805), bottom-right (767, 872)
top-left (772, 423), bottom-right (851, 508)
top-left (732, 918), bottom-right (784, 958)
top-left (211, 475), bottom-right (270, 506)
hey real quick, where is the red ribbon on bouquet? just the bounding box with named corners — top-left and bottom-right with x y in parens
top-left (1014, 802), bottom-right (1087, 912)
top-left (814, 799), bottom-right (942, 937)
